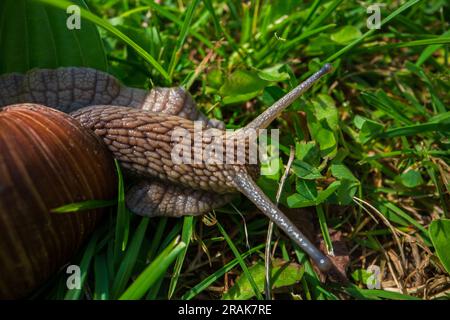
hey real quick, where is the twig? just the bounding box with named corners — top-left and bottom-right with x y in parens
top-left (264, 146), bottom-right (295, 300)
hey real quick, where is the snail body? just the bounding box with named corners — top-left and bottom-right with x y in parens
top-left (0, 64), bottom-right (333, 298)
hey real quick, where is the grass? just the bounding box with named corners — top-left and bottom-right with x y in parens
top-left (22, 0), bottom-right (450, 300)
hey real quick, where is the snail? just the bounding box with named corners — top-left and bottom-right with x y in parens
top-left (0, 63), bottom-right (333, 298)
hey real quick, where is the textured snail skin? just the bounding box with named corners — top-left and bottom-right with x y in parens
top-left (0, 65), bottom-right (334, 273)
top-left (0, 104), bottom-right (116, 299)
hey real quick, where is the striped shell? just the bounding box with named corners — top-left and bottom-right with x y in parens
top-left (0, 104), bottom-right (116, 299)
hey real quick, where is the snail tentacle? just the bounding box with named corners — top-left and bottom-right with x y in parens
top-left (232, 169), bottom-right (332, 272)
top-left (244, 63), bottom-right (333, 131)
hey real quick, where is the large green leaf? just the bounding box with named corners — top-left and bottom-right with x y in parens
top-left (429, 219), bottom-right (450, 275)
top-left (330, 26), bottom-right (362, 45)
top-left (291, 159), bottom-right (323, 180)
top-left (219, 69), bottom-right (269, 105)
top-left (400, 170), bottom-right (424, 188)
top-left (0, 0), bottom-right (107, 73)
top-left (222, 259), bottom-right (304, 300)
top-left (305, 94), bottom-right (339, 158)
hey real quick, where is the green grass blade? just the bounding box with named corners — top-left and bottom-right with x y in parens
top-left (346, 285), bottom-right (421, 300)
top-left (416, 30), bottom-right (450, 66)
top-left (52, 199), bottom-right (116, 213)
top-left (141, 0), bottom-right (219, 54)
top-left (379, 122), bottom-right (449, 139)
top-left (306, 0), bottom-right (344, 31)
top-left (119, 237), bottom-right (186, 300)
top-left (380, 201), bottom-right (429, 235)
top-left (316, 205), bottom-right (333, 255)
top-left (64, 232), bottom-right (99, 300)
top-left (298, 0), bottom-right (323, 32)
top-left (147, 217), bottom-right (168, 261)
top-left (111, 218), bottom-right (150, 298)
top-left (94, 254), bottom-right (109, 300)
top-left (167, 0), bottom-right (200, 79)
top-left (202, 0), bottom-right (221, 36)
top-left (217, 221), bottom-right (263, 300)
top-left (294, 248), bottom-right (337, 300)
top-left (282, 24), bottom-right (336, 51)
top-left (35, 0), bottom-right (170, 80)
top-left (113, 160), bottom-right (130, 266)
top-left (168, 216), bottom-right (194, 299)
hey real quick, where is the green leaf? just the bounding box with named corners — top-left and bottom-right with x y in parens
top-left (295, 141), bottom-right (321, 167)
top-left (361, 91), bottom-right (413, 125)
top-left (429, 219), bottom-right (450, 275)
top-left (296, 179), bottom-right (318, 201)
top-left (222, 259), bottom-right (304, 300)
top-left (257, 64), bottom-right (290, 82)
top-left (181, 244), bottom-right (266, 300)
top-left (330, 26), bottom-right (362, 45)
top-left (305, 94), bottom-right (339, 158)
top-left (316, 180), bottom-right (342, 203)
top-left (291, 160), bottom-right (323, 180)
top-left (380, 122), bottom-right (450, 140)
top-left (260, 141), bottom-right (282, 180)
top-left (351, 268), bottom-right (373, 284)
top-left (222, 91), bottom-right (262, 105)
top-left (219, 69), bottom-right (268, 102)
top-left (260, 156), bottom-right (282, 181)
top-left (0, 0), bottom-right (107, 73)
top-left (329, 162), bottom-right (360, 205)
top-left (379, 201), bottom-right (429, 235)
top-left (328, 179), bottom-right (359, 205)
top-left (287, 193), bottom-right (316, 208)
top-left (400, 170), bottom-right (424, 188)
top-left (311, 94), bottom-right (339, 131)
top-left (287, 181), bottom-right (342, 208)
top-left (330, 164), bottom-right (359, 182)
top-left (206, 69), bottom-right (224, 89)
top-left (354, 115), bottom-right (384, 144)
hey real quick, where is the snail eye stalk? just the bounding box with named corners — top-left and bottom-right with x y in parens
top-left (233, 170), bottom-right (332, 272)
top-left (244, 63), bottom-right (333, 132)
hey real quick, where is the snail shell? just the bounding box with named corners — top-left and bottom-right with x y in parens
top-left (0, 104), bottom-right (117, 299)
